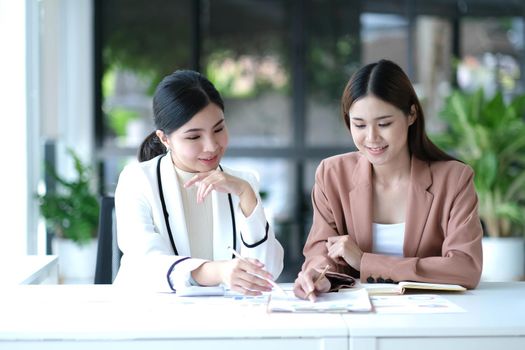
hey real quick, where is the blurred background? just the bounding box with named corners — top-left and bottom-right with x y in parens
top-left (3, 0), bottom-right (524, 283)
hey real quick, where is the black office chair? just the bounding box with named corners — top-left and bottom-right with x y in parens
top-left (94, 196), bottom-right (122, 284)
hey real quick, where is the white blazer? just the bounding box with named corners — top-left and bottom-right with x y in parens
top-left (113, 154), bottom-right (284, 292)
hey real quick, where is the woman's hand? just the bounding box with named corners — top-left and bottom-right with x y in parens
top-left (326, 236), bottom-right (363, 271)
top-left (293, 267), bottom-right (331, 302)
top-left (192, 258), bottom-right (274, 296)
top-left (219, 258), bottom-right (274, 295)
top-left (184, 170), bottom-right (257, 216)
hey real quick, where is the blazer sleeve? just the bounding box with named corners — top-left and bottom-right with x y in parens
top-left (114, 163), bottom-right (207, 292)
top-left (235, 171), bottom-right (284, 279)
top-left (301, 161), bottom-right (342, 273)
top-left (360, 165), bottom-right (483, 289)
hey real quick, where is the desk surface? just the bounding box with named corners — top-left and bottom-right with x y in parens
top-left (344, 282), bottom-right (525, 337)
top-left (0, 285), bottom-right (348, 350)
top-left (1, 255), bottom-right (58, 284)
top-left (0, 282), bottom-right (523, 350)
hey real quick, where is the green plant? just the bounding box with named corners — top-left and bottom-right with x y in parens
top-left (38, 149), bottom-right (100, 245)
top-left (432, 88), bottom-right (525, 237)
top-left (107, 107), bottom-right (140, 137)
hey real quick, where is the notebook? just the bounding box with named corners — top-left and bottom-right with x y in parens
top-left (363, 281), bottom-right (466, 295)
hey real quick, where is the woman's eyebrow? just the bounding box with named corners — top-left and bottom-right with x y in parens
top-left (183, 119), bottom-right (225, 133)
top-left (350, 115), bottom-right (393, 121)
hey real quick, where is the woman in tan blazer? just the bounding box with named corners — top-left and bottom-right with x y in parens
top-left (294, 60), bottom-right (483, 300)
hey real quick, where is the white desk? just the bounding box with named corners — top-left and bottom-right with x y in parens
top-left (1, 255), bottom-right (58, 285)
top-left (344, 282), bottom-right (525, 350)
top-left (0, 285), bottom-right (347, 350)
top-left (0, 282), bottom-right (523, 350)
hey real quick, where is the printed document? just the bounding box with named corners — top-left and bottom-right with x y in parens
top-left (267, 288), bottom-right (372, 313)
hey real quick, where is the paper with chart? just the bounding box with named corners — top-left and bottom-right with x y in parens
top-left (267, 288), bottom-right (372, 313)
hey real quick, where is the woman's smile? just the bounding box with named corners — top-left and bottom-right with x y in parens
top-left (365, 145), bottom-right (388, 155)
top-left (198, 154), bottom-right (220, 167)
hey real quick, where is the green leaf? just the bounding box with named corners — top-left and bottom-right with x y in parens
top-left (37, 148), bottom-right (99, 245)
top-left (436, 88), bottom-right (525, 237)
top-left (496, 203), bottom-right (525, 225)
top-left (475, 152), bottom-right (497, 190)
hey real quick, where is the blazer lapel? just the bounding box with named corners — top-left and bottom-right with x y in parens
top-left (349, 155), bottom-right (373, 252)
top-left (159, 154), bottom-right (191, 256)
top-left (404, 157), bottom-right (434, 257)
top-left (212, 190), bottom-right (235, 260)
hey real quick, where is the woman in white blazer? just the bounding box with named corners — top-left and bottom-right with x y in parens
top-left (114, 70), bottom-right (284, 293)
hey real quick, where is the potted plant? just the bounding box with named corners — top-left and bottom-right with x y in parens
top-left (433, 88), bottom-right (525, 281)
top-left (38, 148), bottom-right (100, 283)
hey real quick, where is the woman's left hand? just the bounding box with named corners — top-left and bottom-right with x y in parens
top-left (184, 170), bottom-right (257, 216)
top-left (326, 235), bottom-right (363, 271)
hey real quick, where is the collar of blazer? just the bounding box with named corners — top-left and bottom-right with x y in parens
top-left (158, 155), bottom-right (236, 260)
top-left (348, 154), bottom-right (434, 257)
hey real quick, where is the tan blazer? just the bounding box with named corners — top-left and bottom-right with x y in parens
top-left (302, 152), bottom-right (483, 289)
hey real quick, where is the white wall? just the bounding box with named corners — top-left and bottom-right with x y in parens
top-left (40, 0), bottom-right (94, 171)
top-left (0, 0), bottom-right (29, 255)
top-left (38, 0), bottom-right (95, 253)
top-left (0, 0), bottom-right (94, 256)
top-left (58, 0), bottom-right (94, 159)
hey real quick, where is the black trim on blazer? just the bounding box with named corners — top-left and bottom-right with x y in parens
top-left (227, 193), bottom-right (237, 255)
top-left (166, 256), bottom-right (191, 292)
top-left (240, 221), bottom-right (269, 248)
top-left (219, 165), bottom-right (237, 258)
top-left (157, 158), bottom-right (237, 258)
top-left (157, 154), bottom-right (178, 255)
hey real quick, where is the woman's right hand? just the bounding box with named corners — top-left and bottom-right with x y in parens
top-left (192, 258), bottom-right (274, 296)
top-left (293, 267), bottom-right (331, 302)
top-left (218, 258), bottom-right (274, 295)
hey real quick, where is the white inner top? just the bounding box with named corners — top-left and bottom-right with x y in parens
top-left (372, 222), bottom-right (405, 256)
top-left (174, 165), bottom-right (213, 260)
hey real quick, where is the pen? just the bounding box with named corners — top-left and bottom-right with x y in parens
top-left (228, 246), bottom-right (287, 295)
top-left (305, 264), bottom-right (330, 301)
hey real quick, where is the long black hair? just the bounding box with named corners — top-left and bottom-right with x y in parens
top-left (138, 70), bottom-right (225, 162)
top-left (341, 59), bottom-right (456, 162)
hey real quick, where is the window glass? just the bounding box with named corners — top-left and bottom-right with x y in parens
top-left (100, 155), bottom-right (136, 196)
top-left (361, 13), bottom-right (410, 71)
top-left (101, 0), bottom-right (192, 149)
top-left (222, 157), bottom-right (298, 281)
top-left (414, 16), bottom-right (452, 131)
top-left (222, 158), bottom-right (294, 225)
top-left (305, 0), bottom-right (359, 147)
top-left (203, 0), bottom-right (291, 147)
top-left (459, 17), bottom-right (524, 95)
